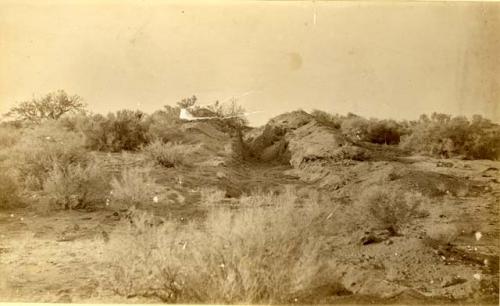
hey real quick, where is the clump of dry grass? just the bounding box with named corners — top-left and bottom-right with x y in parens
top-left (423, 223), bottom-right (460, 247)
top-left (199, 186), bottom-right (226, 207)
top-left (356, 185), bottom-right (428, 235)
top-left (110, 166), bottom-right (160, 209)
top-left (142, 140), bottom-right (198, 168)
top-left (239, 185), bottom-right (298, 208)
top-left (43, 158), bottom-right (109, 210)
top-left (104, 187), bottom-right (340, 304)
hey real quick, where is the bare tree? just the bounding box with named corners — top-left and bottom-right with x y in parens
top-left (5, 90), bottom-right (86, 123)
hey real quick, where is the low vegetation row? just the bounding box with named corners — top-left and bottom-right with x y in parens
top-left (0, 90), bottom-right (498, 211)
top-left (2, 90), bottom-right (498, 158)
top-left (311, 110), bottom-right (500, 160)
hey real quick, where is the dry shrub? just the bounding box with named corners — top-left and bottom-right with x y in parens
top-left (104, 187), bottom-right (339, 304)
top-left (42, 158), bottom-right (109, 210)
top-left (356, 186), bottom-right (428, 235)
top-left (0, 126), bottom-right (22, 148)
top-left (144, 108), bottom-right (184, 143)
top-left (142, 140), bottom-right (197, 168)
top-left (9, 120), bottom-right (88, 190)
top-left (110, 166), bottom-right (159, 209)
top-left (310, 110), bottom-right (342, 129)
top-left (0, 172), bottom-right (22, 209)
top-left (79, 110), bottom-right (149, 152)
top-left (423, 223), bottom-right (460, 247)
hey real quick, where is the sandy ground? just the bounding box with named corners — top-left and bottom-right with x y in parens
top-left (0, 152), bottom-right (498, 304)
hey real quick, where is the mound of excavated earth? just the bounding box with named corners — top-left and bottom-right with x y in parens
top-left (244, 110), bottom-right (368, 166)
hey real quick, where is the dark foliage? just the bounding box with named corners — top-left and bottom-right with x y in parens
top-left (400, 113), bottom-right (500, 160)
top-left (80, 110), bottom-right (149, 152)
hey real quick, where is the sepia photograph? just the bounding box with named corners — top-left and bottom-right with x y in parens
top-left (0, 0), bottom-right (499, 304)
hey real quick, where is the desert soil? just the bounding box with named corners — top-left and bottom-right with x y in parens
top-left (0, 123), bottom-right (499, 304)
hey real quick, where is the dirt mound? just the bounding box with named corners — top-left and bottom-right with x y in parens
top-left (244, 110), bottom-right (368, 165)
top-left (344, 162), bottom-right (480, 198)
top-left (287, 120), bottom-right (368, 168)
top-left (174, 119), bottom-right (244, 164)
top-left (243, 110), bottom-right (313, 163)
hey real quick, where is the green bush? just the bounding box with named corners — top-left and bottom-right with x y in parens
top-left (104, 187), bottom-right (339, 303)
top-left (400, 113), bottom-right (500, 160)
top-left (79, 110), bottom-right (149, 152)
top-left (365, 120), bottom-right (401, 145)
top-left (42, 159), bottom-right (109, 210)
top-left (341, 116), bottom-right (402, 145)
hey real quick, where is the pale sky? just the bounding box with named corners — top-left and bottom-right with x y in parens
top-left (0, 0), bottom-right (499, 125)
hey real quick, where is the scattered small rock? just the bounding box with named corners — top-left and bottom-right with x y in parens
top-left (473, 273), bottom-right (481, 281)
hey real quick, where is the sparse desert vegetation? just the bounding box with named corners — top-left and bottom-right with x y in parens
top-left (0, 91), bottom-right (498, 304)
top-left (142, 140), bottom-right (198, 168)
top-left (104, 187), bottom-right (335, 304)
top-left (110, 166), bottom-right (160, 210)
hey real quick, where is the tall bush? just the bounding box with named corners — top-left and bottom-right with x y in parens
top-left (79, 110), bottom-right (149, 152)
